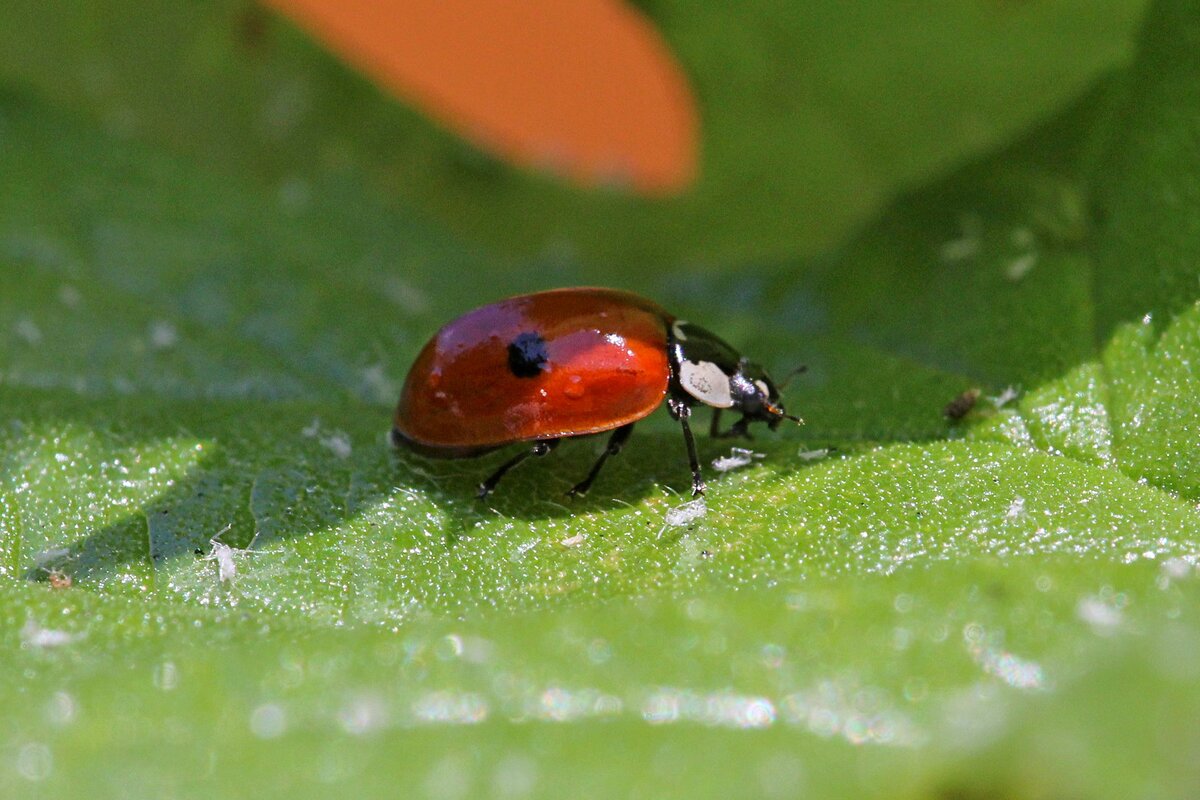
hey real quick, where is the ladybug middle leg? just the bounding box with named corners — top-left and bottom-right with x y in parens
top-left (567, 423), bottom-right (635, 497)
top-left (477, 439), bottom-right (560, 499)
top-left (709, 409), bottom-right (752, 440)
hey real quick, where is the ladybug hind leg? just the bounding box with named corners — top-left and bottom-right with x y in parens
top-left (566, 424), bottom-right (635, 497)
top-left (477, 439), bottom-right (560, 499)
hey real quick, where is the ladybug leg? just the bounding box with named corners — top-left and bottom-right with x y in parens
top-left (710, 410), bottom-right (753, 440)
top-left (668, 398), bottom-right (706, 496)
top-left (477, 439), bottom-right (559, 499)
top-left (708, 408), bottom-right (723, 438)
top-left (567, 424), bottom-right (635, 497)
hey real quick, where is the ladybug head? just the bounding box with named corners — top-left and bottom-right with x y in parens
top-left (729, 359), bottom-right (802, 430)
top-left (670, 320), bottom-right (802, 430)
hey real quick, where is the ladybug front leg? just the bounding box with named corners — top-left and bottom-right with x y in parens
top-left (566, 423), bottom-right (635, 497)
top-left (477, 439), bottom-right (560, 499)
top-left (668, 398), bottom-right (706, 496)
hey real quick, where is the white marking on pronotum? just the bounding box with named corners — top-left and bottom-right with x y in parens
top-left (754, 380), bottom-right (770, 398)
top-left (671, 320), bottom-right (690, 341)
top-left (679, 360), bottom-right (734, 407)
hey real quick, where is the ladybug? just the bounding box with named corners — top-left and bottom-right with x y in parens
top-left (391, 288), bottom-right (800, 498)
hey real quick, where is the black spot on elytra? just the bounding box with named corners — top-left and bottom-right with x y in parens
top-left (507, 331), bottom-right (549, 378)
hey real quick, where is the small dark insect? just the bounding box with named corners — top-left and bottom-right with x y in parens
top-left (944, 387), bottom-right (982, 421)
top-left (392, 288), bottom-right (803, 498)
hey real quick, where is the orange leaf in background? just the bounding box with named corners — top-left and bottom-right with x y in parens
top-left (261, 0), bottom-right (699, 195)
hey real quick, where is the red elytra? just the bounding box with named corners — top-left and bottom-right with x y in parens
top-left (392, 288), bottom-right (799, 498)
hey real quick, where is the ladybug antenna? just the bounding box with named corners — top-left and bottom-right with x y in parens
top-left (777, 365), bottom-right (808, 391)
top-left (765, 402), bottom-right (804, 426)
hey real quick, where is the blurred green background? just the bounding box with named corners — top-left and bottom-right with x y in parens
top-left (2, 1), bottom-right (1199, 797)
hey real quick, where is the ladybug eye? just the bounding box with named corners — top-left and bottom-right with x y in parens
top-left (679, 360), bottom-right (734, 408)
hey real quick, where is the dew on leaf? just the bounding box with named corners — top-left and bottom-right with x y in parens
top-left (412, 692), bottom-right (489, 725)
top-left (336, 693), bottom-right (389, 735)
top-left (249, 703), bottom-right (287, 739)
top-left (1077, 595), bottom-right (1123, 633)
top-left (15, 742), bottom-right (52, 782)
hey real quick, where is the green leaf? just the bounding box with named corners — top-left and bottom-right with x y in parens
top-left (0, 0), bottom-right (1145, 267)
top-left (3, 1), bottom-right (1200, 797)
top-left (1090, 0), bottom-right (1200, 334)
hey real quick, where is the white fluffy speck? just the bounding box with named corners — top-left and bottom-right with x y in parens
top-left (58, 285), bottom-right (82, 309)
top-left (712, 447), bottom-right (764, 473)
top-left (1005, 252), bottom-right (1038, 281)
top-left (939, 214), bottom-right (981, 263)
top-left (14, 317), bottom-right (42, 345)
top-left (509, 538), bottom-right (540, 562)
top-left (300, 419), bottom-right (352, 458)
top-left (797, 448), bottom-right (830, 462)
top-left (321, 432), bottom-right (353, 459)
top-left (203, 525), bottom-right (271, 584)
top-left (664, 497), bottom-right (707, 528)
top-left (1005, 496), bottom-right (1026, 520)
top-left (148, 320), bottom-right (178, 350)
top-left (207, 541), bottom-right (238, 583)
top-left (382, 277), bottom-right (429, 315)
top-left (992, 386), bottom-right (1020, 408)
top-left (360, 364), bottom-right (398, 405)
